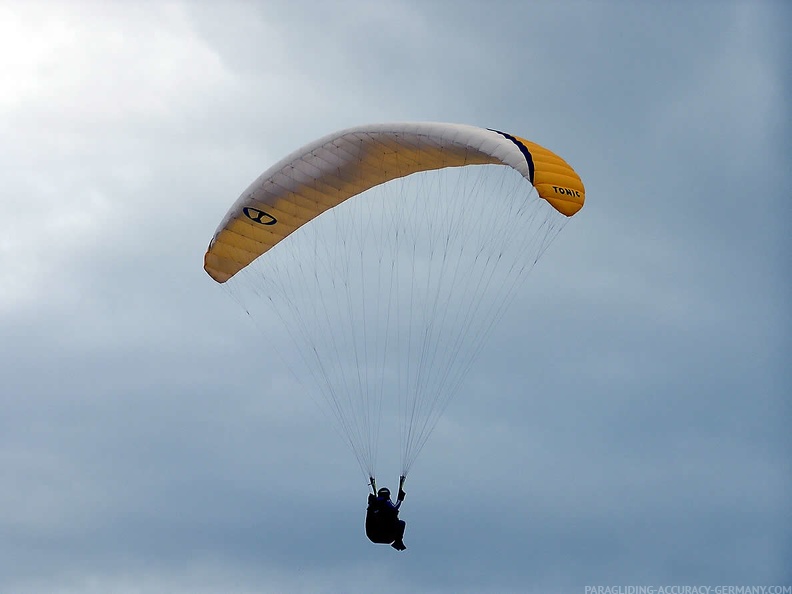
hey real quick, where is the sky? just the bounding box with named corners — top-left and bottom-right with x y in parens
top-left (1, 1), bottom-right (790, 593)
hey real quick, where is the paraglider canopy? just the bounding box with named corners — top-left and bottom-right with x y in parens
top-left (204, 122), bottom-right (584, 283)
top-left (204, 122), bottom-right (585, 482)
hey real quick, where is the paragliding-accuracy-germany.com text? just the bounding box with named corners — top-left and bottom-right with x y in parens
top-left (584, 587), bottom-right (791, 594)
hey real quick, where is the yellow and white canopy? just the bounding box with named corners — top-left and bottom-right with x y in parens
top-left (204, 122), bottom-right (584, 283)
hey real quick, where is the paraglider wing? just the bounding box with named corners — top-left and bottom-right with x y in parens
top-left (203, 121), bottom-right (585, 481)
top-left (204, 122), bottom-right (584, 283)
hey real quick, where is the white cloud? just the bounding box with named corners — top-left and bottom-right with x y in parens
top-left (0, 3), bottom-right (232, 121)
top-left (0, 2), bottom-right (236, 311)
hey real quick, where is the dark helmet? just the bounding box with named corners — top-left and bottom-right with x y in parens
top-left (377, 487), bottom-right (391, 499)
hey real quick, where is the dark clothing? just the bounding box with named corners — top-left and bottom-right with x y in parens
top-left (365, 493), bottom-right (406, 547)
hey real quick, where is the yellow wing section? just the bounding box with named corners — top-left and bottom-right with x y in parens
top-left (514, 135), bottom-right (585, 217)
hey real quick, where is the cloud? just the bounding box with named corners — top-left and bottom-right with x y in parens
top-left (0, 1), bottom-right (789, 592)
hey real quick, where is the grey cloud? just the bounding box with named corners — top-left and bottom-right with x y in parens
top-left (1, 1), bottom-right (789, 592)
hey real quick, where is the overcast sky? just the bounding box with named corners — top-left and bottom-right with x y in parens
top-left (1, 1), bottom-right (789, 593)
